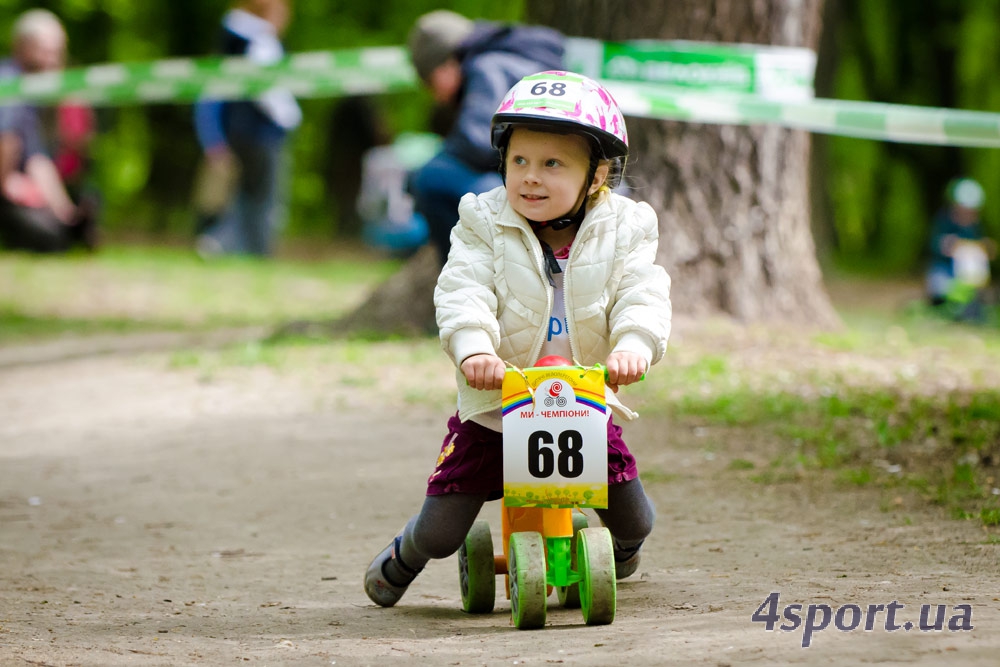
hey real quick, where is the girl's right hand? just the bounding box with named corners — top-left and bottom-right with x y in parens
top-left (605, 351), bottom-right (647, 392)
top-left (461, 354), bottom-right (506, 391)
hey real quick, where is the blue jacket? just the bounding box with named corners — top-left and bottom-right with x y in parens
top-left (444, 23), bottom-right (565, 172)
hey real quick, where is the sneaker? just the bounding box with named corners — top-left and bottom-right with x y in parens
top-left (613, 540), bottom-right (643, 580)
top-left (364, 534), bottom-right (421, 607)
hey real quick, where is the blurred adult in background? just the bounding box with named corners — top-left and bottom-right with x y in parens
top-left (406, 10), bottom-right (564, 266)
top-left (925, 177), bottom-right (997, 320)
top-left (193, 0), bottom-right (299, 258)
top-left (0, 9), bottom-right (97, 253)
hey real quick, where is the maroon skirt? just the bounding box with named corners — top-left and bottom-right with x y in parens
top-left (426, 412), bottom-right (639, 500)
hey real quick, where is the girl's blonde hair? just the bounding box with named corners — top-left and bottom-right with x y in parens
top-left (587, 160), bottom-right (613, 204)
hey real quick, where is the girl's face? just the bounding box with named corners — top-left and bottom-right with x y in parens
top-left (505, 128), bottom-right (607, 222)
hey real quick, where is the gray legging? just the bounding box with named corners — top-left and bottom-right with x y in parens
top-left (398, 477), bottom-right (655, 570)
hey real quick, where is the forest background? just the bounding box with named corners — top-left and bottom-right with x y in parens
top-left (1, 0), bottom-right (997, 276)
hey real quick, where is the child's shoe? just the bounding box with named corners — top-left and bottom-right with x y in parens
top-left (364, 533), bottom-right (422, 607)
top-left (613, 539), bottom-right (643, 580)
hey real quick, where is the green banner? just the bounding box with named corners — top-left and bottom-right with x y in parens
top-left (564, 37), bottom-right (816, 101)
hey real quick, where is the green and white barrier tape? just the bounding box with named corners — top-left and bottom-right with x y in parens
top-left (2, 41), bottom-right (999, 148)
top-left (0, 47), bottom-right (418, 105)
top-left (608, 82), bottom-right (1000, 148)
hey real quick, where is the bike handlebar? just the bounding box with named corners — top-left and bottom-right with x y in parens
top-left (507, 363), bottom-right (645, 383)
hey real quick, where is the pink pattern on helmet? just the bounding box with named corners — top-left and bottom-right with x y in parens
top-left (492, 70), bottom-right (628, 153)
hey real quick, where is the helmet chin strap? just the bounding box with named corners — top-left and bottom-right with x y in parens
top-left (530, 185), bottom-right (589, 286)
top-left (530, 159), bottom-right (598, 286)
top-left (528, 194), bottom-right (589, 232)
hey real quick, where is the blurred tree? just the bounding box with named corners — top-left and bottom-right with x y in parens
top-left (527, 0), bottom-right (839, 325)
top-left (817, 0), bottom-right (1000, 275)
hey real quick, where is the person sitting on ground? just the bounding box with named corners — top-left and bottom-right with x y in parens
top-left (406, 9), bottom-right (565, 267)
top-left (0, 9), bottom-right (97, 253)
top-left (925, 177), bottom-right (996, 320)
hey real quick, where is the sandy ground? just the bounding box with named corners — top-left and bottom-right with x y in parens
top-left (1, 339), bottom-right (999, 667)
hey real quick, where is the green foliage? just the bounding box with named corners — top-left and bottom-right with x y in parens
top-left (880, 160), bottom-right (925, 271)
top-left (822, 1), bottom-right (1000, 272)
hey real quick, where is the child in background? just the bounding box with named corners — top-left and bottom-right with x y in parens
top-left (926, 177), bottom-right (997, 320)
top-left (364, 71), bottom-right (672, 607)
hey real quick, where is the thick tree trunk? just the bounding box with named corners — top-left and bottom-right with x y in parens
top-left (528, 0), bottom-right (840, 326)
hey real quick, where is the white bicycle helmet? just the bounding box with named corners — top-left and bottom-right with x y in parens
top-left (946, 177), bottom-right (985, 210)
top-left (491, 71), bottom-right (629, 189)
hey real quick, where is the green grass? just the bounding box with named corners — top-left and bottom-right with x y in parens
top-left (727, 458), bottom-right (756, 471)
top-left (633, 379), bottom-right (1000, 526)
top-left (982, 507), bottom-right (1000, 526)
top-left (0, 244), bottom-right (400, 342)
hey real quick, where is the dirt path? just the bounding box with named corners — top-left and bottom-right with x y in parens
top-left (1, 346), bottom-right (998, 666)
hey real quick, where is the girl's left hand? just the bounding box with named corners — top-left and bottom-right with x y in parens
top-left (605, 351), bottom-right (646, 392)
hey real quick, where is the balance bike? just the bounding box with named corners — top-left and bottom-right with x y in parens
top-left (457, 357), bottom-right (617, 629)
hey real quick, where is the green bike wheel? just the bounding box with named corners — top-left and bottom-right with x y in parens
top-left (556, 511), bottom-right (590, 608)
top-left (578, 527), bottom-right (616, 625)
top-left (508, 531), bottom-right (547, 629)
top-left (459, 520), bottom-right (495, 613)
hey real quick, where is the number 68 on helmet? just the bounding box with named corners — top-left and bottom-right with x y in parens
top-left (491, 71), bottom-right (630, 189)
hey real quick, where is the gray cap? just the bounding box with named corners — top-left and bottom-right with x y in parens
top-left (407, 10), bottom-right (474, 82)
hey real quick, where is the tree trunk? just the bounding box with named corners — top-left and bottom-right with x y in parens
top-left (271, 245), bottom-right (439, 340)
top-left (528, 0), bottom-right (840, 326)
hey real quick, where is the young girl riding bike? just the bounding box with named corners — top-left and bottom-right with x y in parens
top-left (364, 71), bottom-right (672, 607)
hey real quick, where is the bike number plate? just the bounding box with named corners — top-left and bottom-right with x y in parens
top-left (501, 367), bottom-right (609, 508)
